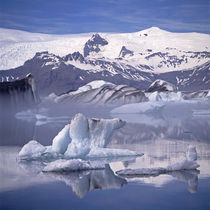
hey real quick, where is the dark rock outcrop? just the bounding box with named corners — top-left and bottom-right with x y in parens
top-left (0, 74), bottom-right (39, 111)
top-left (119, 46), bottom-right (134, 58)
top-left (84, 34), bottom-right (108, 57)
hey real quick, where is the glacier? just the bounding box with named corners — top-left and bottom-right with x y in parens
top-left (18, 113), bottom-right (140, 162)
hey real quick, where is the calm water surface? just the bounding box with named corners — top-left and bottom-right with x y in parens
top-left (0, 105), bottom-right (210, 210)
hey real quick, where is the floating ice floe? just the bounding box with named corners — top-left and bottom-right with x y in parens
top-left (116, 146), bottom-right (199, 176)
top-left (18, 113), bottom-right (140, 162)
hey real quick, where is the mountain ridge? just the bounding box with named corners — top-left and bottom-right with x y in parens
top-left (0, 27), bottom-right (209, 72)
top-left (0, 51), bottom-right (209, 95)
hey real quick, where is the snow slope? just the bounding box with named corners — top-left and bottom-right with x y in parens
top-left (0, 27), bottom-right (210, 72)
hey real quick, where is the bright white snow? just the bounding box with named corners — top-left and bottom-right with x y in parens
top-left (1, 27), bottom-right (210, 72)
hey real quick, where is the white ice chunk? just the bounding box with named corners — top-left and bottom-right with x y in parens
top-left (69, 113), bottom-right (89, 140)
top-left (88, 117), bottom-right (126, 148)
top-left (65, 113), bottom-right (90, 157)
top-left (42, 159), bottom-right (105, 172)
top-left (52, 124), bottom-right (71, 154)
top-left (64, 113), bottom-right (127, 158)
top-left (18, 140), bottom-right (46, 160)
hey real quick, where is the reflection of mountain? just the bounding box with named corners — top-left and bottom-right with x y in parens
top-left (111, 113), bottom-right (210, 143)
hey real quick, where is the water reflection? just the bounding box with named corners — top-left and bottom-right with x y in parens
top-left (42, 165), bottom-right (126, 198)
top-left (1, 144), bottom-right (209, 197)
top-left (111, 113), bottom-right (210, 143)
top-left (1, 105), bottom-right (210, 198)
top-left (0, 146), bottom-right (127, 198)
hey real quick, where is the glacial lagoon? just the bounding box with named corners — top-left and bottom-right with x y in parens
top-left (1, 104), bottom-right (210, 210)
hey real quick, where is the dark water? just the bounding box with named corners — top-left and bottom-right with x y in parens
top-left (1, 104), bottom-right (210, 210)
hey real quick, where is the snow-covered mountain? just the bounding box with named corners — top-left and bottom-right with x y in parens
top-left (0, 27), bottom-right (210, 72)
top-left (0, 27), bottom-right (210, 95)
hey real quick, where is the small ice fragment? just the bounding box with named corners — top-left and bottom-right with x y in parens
top-left (18, 140), bottom-right (46, 160)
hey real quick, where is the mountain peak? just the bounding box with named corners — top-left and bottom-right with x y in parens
top-left (84, 33), bottom-right (108, 57)
top-left (139, 27), bottom-right (168, 35)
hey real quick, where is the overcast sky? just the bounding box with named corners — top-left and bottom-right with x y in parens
top-left (0, 0), bottom-right (210, 34)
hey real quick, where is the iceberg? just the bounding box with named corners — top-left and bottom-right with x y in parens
top-left (18, 113), bottom-right (140, 161)
top-left (116, 146), bottom-right (199, 176)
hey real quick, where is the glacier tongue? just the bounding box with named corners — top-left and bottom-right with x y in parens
top-left (18, 113), bottom-right (139, 162)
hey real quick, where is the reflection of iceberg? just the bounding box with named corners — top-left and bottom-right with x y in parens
top-left (42, 159), bottom-right (105, 172)
top-left (117, 146), bottom-right (199, 176)
top-left (35, 114), bottom-right (70, 126)
top-left (19, 113), bottom-right (140, 161)
top-left (43, 165), bottom-right (127, 198)
top-left (169, 170), bottom-right (199, 193)
top-left (15, 109), bottom-right (70, 126)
